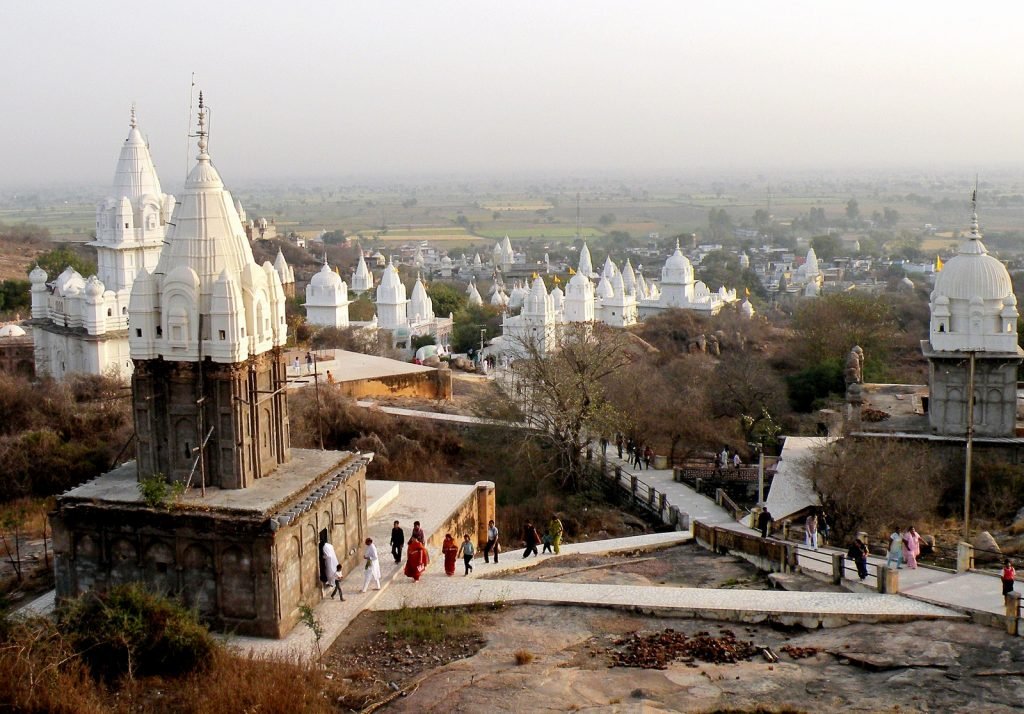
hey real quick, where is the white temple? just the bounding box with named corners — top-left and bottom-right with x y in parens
top-left (272, 248), bottom-right (296, 293)
top-left (362, 262), bottom-right (452, 356)
top-left (350, 250), bottom-right (374, 294)
top-left (31, 109), bottom-right (175, 379)
top-left (492, 236), bottom-right (516, 272)
top-left (496, 239), bottom-right (740, 356)
top-left (128, 97), bottom-right (288, 366)
top-left (304, 261), bottom-right (351, 328)
top-left (922, 202), bottom-right (1022, 437)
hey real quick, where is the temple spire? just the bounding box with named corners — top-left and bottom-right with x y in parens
top-left (970, 178), bottom-right (980, 239)
top-left (129, 103), bottom-right (137, 129)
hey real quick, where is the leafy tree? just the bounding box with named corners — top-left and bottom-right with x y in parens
top-left (786, 360), bottom-right (845, 412)
top-left (791, 293), bottom-right (897, 373)
top-left (0, 280), bottom-right (31, 313)
top-left (845, 198), bottom-right (860, 223)
top-left (426, 281), bottom-right (466, 318)
top-left (348, 294), bottom-right (376, 321)
top-left (707, 208), bottom-right (733, 242)
top-left (810, 234), bottom-right (842, 262)
top-left (411, 334), bottom-right (436, 351)
top-left (697, 251), bottom-right (766, 298)
top-left (451, 304), bottom-right (502, 353)
top-left (598, 213), bottom-right (616, 226)
top-left (883, 207), bottom-right (901, 228)
top-left (31, 247), bottom-right (96, 279)
top-left (752, 209), bottom-right (771, 229)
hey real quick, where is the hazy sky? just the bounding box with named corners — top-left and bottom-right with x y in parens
top-left (4, 1), bottom-right (1024, 187)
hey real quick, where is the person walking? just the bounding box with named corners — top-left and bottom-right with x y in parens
top-left (411, 520), bottom-right (425, 544)
top-left (319, 530), bottom-right (339, 593)
top-left (616, 434), bottom-right (623, 459)
top-left (804, 514), bottom-right (818, 550)
top-left (390, 521), bottom-right (405, 564)
top-left (522, 521), bottom-right (540, 558)
top-left (442, 533), bottom-right (458, 576)
top-left (644, 445), bottom-right (654, 470)
top-left (541, 532), bottom-right (553, 554)
top-left (329, 563), bottom-right (345, 600)
top-left (361, 537), bottom-right (382, 592)
top-left (731, 452), bottom-right (741, 469)
top-left (547, 514), bottom-right (564, 555)
top-left (885, 530), bottom-right (904, 569)
top-left (902, 526), bottom-right (920, 569)
top-left (292, 356), bottom-right (301, 374)
top-left (483, 519), bottom-right (500, 563)
top-left (458, 534), bottom-right (475, 575)
top-left (600, 435), bottom-right (609, 457)
top-left (404, 536), bottom-right (429, 582)
top-left (847, 538), bottom-right (869, 581)
top-left (1002, 559), bottom-right (1016, 595)
top-left (305, 351), bottom-right (314, 374)
top-left (632, 443), bottom-right (644, 470)
top-left (757, 507), bottom-right (773, 539)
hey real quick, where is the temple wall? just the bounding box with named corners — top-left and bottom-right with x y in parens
top-left (51, 456), bottom-right (366, 639)
top-left (928, 356), bottom-right (1020, 438)
top-left (333, 368), bottom-right (452, 401)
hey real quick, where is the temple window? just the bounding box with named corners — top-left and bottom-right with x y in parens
top-left (219, 330), bottom-right (226, 340)
top-left (156, 326), bottom-right (162, 337)
top-left (136, 329), bottom-right (142, 337)
top-left (107, 309), bottom-right (112, 317)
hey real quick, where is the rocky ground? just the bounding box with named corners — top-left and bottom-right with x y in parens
top-left (326, 544), bottom-right (943, 712)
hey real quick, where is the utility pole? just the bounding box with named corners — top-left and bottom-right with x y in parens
top-left (964, 351), bottom-right (976, 541)
top-left (313, 353), bottom-right (324, 450)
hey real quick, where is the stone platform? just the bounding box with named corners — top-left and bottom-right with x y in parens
top-left (50, 448), bottom-right (369, 638)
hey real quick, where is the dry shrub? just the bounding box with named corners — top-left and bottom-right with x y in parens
top-left (0, 616), bottom-right (108, 714)
top-left (514, 649), bottom-right (534, 665)
top-left (171, 649), bottom-right (337, 714)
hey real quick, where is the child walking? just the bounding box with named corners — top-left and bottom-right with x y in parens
top-left (330, 563), bottom-right (345, 601)
top-left (1002, 559), bottom-right (1016, 596)
top-left (458, 534), bottom-right (475, 575)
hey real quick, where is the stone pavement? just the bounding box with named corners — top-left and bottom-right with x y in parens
top-left (599, 450), bottom-right (759, 534)
top-left (368, 575), bottom-right (962, 628)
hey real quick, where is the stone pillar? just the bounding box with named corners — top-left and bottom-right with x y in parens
top-left (831, 553), bottom-right (845, 584)
top-left (1004, 592), bottom-right (1021, 636)
top-left (957, 542), bottom-right (974, 572)
top-left (475, 481), bottom-right (495, 549)
top-left (878, 565), bottom-right (900, 594)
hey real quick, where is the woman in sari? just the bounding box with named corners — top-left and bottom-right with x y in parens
top-left (404, 536), bottom-right (430, 582)
top-left (442, 533), bottom-right (458, 576)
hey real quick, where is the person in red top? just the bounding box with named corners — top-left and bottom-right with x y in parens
top-left (442, 533), bottom-right (458, 576)
top-left (1002, 560), bottom-right (1016, 596)
top-left (404, 536), bottom-right (429, 582)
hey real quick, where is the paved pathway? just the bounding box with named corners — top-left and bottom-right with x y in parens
top-left (368, 577), bottom-right (962, 627)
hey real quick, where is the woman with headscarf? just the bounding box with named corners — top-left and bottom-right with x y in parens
top-left (442, 533), bottom-right (458, 576)
top-left (885, 530), bottom-right (904, 569)
top-left (404, 536), bottom-right (430, 582)
top-left (903, 526), bottom-right (921, 569)
top-left (320, 530), bottom-right (339, 593)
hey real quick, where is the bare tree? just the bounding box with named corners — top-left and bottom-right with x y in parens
top-left (804, 438), bottom-right (943, 542)
top-left (505, 322), bottom-right (632, 490)
top-left (708, 350), bottom-right (788, 443)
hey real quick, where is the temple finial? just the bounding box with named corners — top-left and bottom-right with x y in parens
top-left (129, 103), bottom-right (137, 129)
top-left (970, 177), bottom-right (980, 238)
top-left (196, 91), bottom-right (208, 155)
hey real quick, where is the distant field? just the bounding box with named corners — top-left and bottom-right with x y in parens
top-left (475, 226), bottom-right (603, 240)
top-left (482, 202), bottom-right (553, 211)
top-left (371, 233), bottom-right (478, 242)
top-left (0, 206), bottom-right (94, 238)
top-left (921, 237), bottom-right (959, 251)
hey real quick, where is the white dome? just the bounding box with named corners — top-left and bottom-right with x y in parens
top-left (932, 236), bottom-right (1012, 302)
top-left (0, 325), bottom-right (27, 338)
top-left (310, 262), bottom-right (343, 289)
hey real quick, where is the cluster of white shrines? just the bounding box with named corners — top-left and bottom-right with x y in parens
top-left (27, 109), bottom-right (754, 377)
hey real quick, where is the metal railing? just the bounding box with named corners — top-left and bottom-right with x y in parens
top-left (598, 460), bottom-right (686, 530)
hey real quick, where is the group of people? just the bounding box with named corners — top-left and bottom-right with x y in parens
top-left (318, 514), bottom-right (568, 598)
top-left (611, 434), bottom-right (654, 470)
top-left (884, 526), bottom-right (922, 570)
top-left (714, 447), bottom-right (743, 475)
